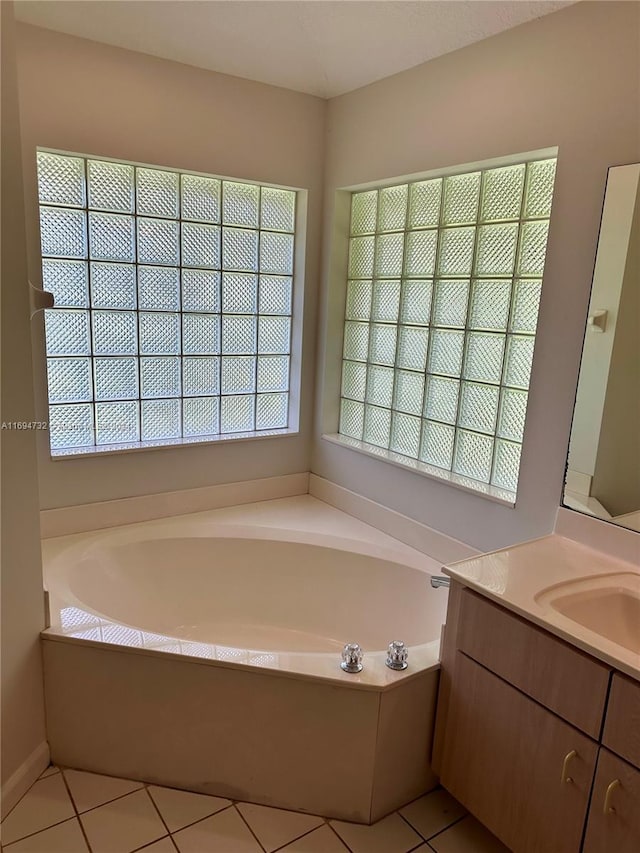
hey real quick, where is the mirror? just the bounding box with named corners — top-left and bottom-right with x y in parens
top-left (563, 163), bottom-right (640, 533)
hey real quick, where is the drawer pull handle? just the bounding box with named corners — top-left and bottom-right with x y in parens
top-left (561, 749), bottom-right (577, 784)
top-left (603, 779), bottom-right (620, 814)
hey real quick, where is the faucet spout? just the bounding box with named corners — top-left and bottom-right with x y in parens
top-left (430, 575), bottom-right (450, 589)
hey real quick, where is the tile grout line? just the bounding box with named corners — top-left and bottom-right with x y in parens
top-left (265, 817), bottom-right (327, 853)
top-left (58, 768), bottom-right (94, 853)
top-left (422, 813), bottom-right (468, 844)
top-left (154, 802), bottom-right (236, 840)
top-left (0, 767), bottom-right (61, 825)
top-left (324, 821), bottom-right (352, 851)
top-left (60, 769), bottom-right (147, 819)
top-left (233, 803), bottom-right (269, 853)
top-left (141, 787), bottom-right (177, 852)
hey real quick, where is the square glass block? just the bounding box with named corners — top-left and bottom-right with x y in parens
top-left (339, 398), bottom-right (364, 439)
top-left (463, 332), bottom-right (505, 384)
top-left (90, 262), bottom-right (136, 309)
top-left (424, 375), bottom-right (459, 424)
top-left (504, 335), bottom-right (534, 389)
top-left (408, 179), bottom-right (442, 228)
top-left (93, 310), bottom-right (137, 355)
top-left (453, 430), bottom-right (494, 482)
top-left (390, 412), bottom-right (421, 458)
top-left (181, 174), bottom-right (221, 223)
top-left (136, 168), bottom-right (179, 218)
top-left (141, 357), bottom-right (181, 398)
top-left (492, 438), bottom-right (522, 492)
top-left (220, 394), bottom-right (255, 433)
top-left (37, 152), bottom-right (85, 208)
top-left (517, 220), bottom-right (549, 276)
top-left (47, 358), bottom-right (92, 403)
top-left (404, 230), bottom-right (437, 276)
top-left (474, 224), bottom-right (518, 276)
top-left (396, 325), bottom-right (428, 371)
top-left (348, 236), bottom-right (375, 278)
top-left (366, 364), bottom-right (394, 408)
top-left (183, 357), bottom-right (219, 397)
top-left (182, 269), bottom-right (220, 312)
top-left (49, 403), bottom-right (94, 450)
top-left (260, 231), bottom-right (294, 275)
top-left (378, 184), bottom-right (408, 232)
top-left (183, 397), bottom-right (219, 437)
top-left (369, 323), bottom-right (397, 366)
top-left (88, 212), bottom-right (135, 263)
top-left (437, 227), bottom-right (475, 276)
top-left (42, 259), bottom-right (88, 307)
top-left (95, 401), bottom-right (139, 444)
top-left (345, 280), bottom-right (372, 321)
top-left (45, 309), bottom-right (90, 356)
top-left (221, 356), bottom-right (256, 394)
top-left (260, 187), bottom-right (295, 233)
top-left (222, 228), bottom-right (258, 272)
top-left (258, 316), bottom-right (290, 354)
top-left (257, 355), bottom-right (289, 393)
top-left (511, 279), bottom-right (542, 333)
top-left (400, 279), bottom-right (432, 325)
top-left (374, 233), bottom-right (404, 277)
top-left (343, 321), bottom-right (370, 361)
top-left (432, 279), bottom-right (470, 328)
top-left (419, 420), bottom-right (454, 469)
top-left (442, 172), bottom-right (481, 225)
top-left (371, 280), bottom-right (401, 322)
top-left (139, 312), bottom-right (180, 355)
top-left (256, 392), bottom-right (288, 429)
top-left (94, 357), bottom-right (138, 401)
top-left (137, 218), bottom-right (180, 266)
top-left (458, 382), bottom-right (499, 434)
top-left (341, 360), bottom-right (367, 402)
top-left (222, 315), bottom-right (256, 354)
top-left (138, 266), bottom-right (180, 311)
top-left (182, 222), bottom-right (221, 269)
top-left (259, 276), bottom-right (292, 315)
top-left (222, 182), bottom-right (259, 227)
top-left (498, 387), bottom-right (528, 442)
top-left (428, 329), bottom-right (464, 377)
top-left (363, 405), bottom-right (391, 449)
top-left (40, 207), bottom-right (87, 258)
top-left (469, 280), bottom-right (511, 331)
top-left (394, 370), bottom-right (424, 416)
top-left (222, 273), bottom-right (258, 313)
top-left (524, 159), bottom-right (556, 219)
top-left (88, 160), bottom-right (134, 213)
top-left (141, 399), bottom-right (181, 440)
top-left (350, 191), bottom-right (378, 236)
top-left (480, 165), bottom-right (525, 223)
top-left (183, 314), bottom-right (220, 355)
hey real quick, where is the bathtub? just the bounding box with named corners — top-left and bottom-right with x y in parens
top-left (41, 495), bottom-right (448, 822)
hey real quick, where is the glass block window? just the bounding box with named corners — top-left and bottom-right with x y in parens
top-left (37, 150), bottom-right (296, 453)
top-left (339, 158), bottom-right (557, 495)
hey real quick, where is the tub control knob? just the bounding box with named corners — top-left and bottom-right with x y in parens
top-left (341, 643), bottom-right (363, 673)
top-left (386, 640), bottom-right (408, 670)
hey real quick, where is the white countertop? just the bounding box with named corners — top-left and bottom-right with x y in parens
top-left (444, 533), bottom-right (640, 682)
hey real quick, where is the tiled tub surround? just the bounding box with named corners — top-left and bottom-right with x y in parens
top-left (41, 497), bottom-right (449, 822)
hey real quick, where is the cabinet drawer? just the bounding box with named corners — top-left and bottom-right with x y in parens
top-left (457, 589), bottom-right (610, 737)
top-left (583, 748), bottom-right (640, 853)
top-left (603, 674), bottom-right (640, 768)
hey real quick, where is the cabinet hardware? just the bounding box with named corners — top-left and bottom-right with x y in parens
top-left (603, 778), bottom-right (620, 814)
top-left (561, 749), bottom-right (577, 783)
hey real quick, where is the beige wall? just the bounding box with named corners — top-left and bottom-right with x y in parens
top-left (1, 2), bottom-right (47, 805)
top-left (313, 1), bottom-right (640, 552)
top-left (15, 23), bottom-right (326, 509)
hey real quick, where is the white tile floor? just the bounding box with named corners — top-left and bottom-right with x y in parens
top-left (1, 766), bottom-right (510, 853)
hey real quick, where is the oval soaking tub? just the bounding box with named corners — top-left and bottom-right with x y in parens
top-left (41, 497), bottom-right (450, 823)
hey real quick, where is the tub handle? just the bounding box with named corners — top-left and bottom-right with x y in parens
top-left (386, 640), bottom-right (408, 670)
top-left (341, 643), bottom-right (363, 673)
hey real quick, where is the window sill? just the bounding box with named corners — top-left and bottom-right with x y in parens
top-left (322, 433), bottom-right (516, 507)
top-left (50, 428), bottom-right (299, 460)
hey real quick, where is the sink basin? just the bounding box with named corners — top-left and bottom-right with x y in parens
top-left (535, 573), bottom-right (640, 655)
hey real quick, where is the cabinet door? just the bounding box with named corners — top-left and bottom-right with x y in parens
top-left (583, 748), bottom-right (640, 853)
top-left (440, 653), bottom-right (598, 853)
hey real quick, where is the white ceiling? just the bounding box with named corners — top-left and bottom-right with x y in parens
top-left (14, 0), bottom-right (576, 99)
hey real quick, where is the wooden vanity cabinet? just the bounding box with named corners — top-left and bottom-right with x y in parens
top-left (583, 748), bottom-right (640, 853)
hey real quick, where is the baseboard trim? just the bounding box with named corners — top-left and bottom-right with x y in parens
top-left (41, 473), bottom-right (310, 538)
top-left (1, 741), bottom-right (50, 819)
top-left (309, 474), bottom-right (477, 565)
